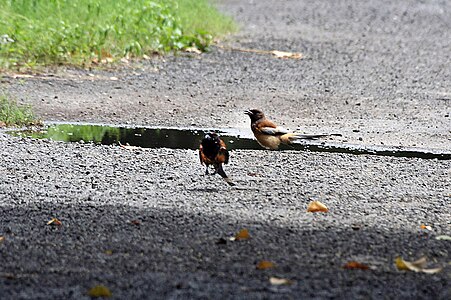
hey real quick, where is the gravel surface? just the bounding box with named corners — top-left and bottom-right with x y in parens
top-left (0, 135), bottom-right (449, 299)
top-left (1, 0), bottom-right (450, 299)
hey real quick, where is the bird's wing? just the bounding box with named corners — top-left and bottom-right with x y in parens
top-left (218, 147), bottom-right (229, 164)
top-left (218, 139), bottom-right (229, 164)
top-left (259, 126), bottom-right (289, 136)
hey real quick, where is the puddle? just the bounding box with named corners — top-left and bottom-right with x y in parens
top-left (8, 122), bottom-right (451, 160)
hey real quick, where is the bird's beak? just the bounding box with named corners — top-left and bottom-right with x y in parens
top-left (244, 110), bottom-right (252, 116)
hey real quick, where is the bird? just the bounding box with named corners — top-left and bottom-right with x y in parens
top-left (244, 109), bottom-right (336, 150)
top-left (199, 133), bottom-right (235, 186)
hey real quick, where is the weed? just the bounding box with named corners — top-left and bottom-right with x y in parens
top-left (0, 93), bottom-right (40, 127)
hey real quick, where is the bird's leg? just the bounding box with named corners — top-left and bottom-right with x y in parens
top-left (205, 166), bottom-right (209, 175)
top-left (215, 164), bottom-right (235, 186)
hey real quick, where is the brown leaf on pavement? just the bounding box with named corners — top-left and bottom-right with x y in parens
top-left (256, 260), bottom-right (276, 270)
top-left (420, 224), bottom-right (432, 230)
top-left (343, 261), bottom-right (370, 270)
top-left (87, 285), bottom-right (112, 298)
top-left (229, 228), bottom-right (250, 241)
top-left (47, 218), bottom-right (62, 226)
top-left (307, 200), bottom-right (329, 213)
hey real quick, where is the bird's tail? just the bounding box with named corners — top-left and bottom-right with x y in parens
top-left (215, 164), bottom-right (235, 186)
top-left (282, 132), bottom-right (341, 144)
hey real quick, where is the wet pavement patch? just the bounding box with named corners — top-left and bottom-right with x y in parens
top-left (8, 123), bottom-right (451, 160)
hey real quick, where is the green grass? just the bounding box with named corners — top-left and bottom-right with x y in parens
top-left (0, 93), bottom-right (40, 126)
top-left (177, 0), bottom-right (235, 37)
top-left (0, 0), bottom-right (236, 69)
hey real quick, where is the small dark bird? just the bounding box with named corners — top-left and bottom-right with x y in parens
top-left (199, 133), bottom-right (235, 186)
top-left (245, 109), bottom-right (335, 150)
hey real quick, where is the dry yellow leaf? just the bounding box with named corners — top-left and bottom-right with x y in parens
top-left (307, 200), bottom-right (329, 213)
top-left (269, 277), bottom-right (293, 286)
top-left (47, 218), bottom-right (62, 226)
top-left (104, 250), bottom-right (113, 255)
top-left (0, 236), bottom-right (4, 243)
top-left (87, 285), bottom-right (112, 298)
top-left (395, 256), bottom-right (442, 274)
top-left (256, 260), bottom-right (275, 270)
top-left (215, 45), bottom-right (302, 60)
top-left (185, 47), bottom-right (202, 54)
top-left (271, 50), bottom-right (302, 59)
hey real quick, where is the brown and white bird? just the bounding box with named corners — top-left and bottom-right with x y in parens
top-left (244, 109), bottom-right (334, 150)
top-left (199, 133), bottom-right (235, 186)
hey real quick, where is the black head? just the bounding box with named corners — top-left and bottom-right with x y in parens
top-left (201, 133), bottom-right (222, 156)
top-left (202, 132), bottom-right (220, 142)
top-left (244, 109), bottom-right (265, 122)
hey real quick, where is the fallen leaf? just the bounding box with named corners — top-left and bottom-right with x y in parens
top-left (185, 47), bottom-right (202, 54)
top-left (230, 228), bottom-right (250, 241)
top-left (0, 121), bottom-right (6, 128)
top-left (216, 45), bottom-right (302, 59)
top-left (435, 235), bottom-right (451, 241)
top-left (271, 50), bottom-right (302, 59)
top-left (395, 256), bottom-right (442, 274)
top-left (47, 218), bottom-right (62, 226)
top-left (104, 250), bottom-right (113, 255)
top-left (343, 261), bottom-right (369, 270)
top-left (307, 200), bottom-right (329, 213)
top-left (256, 260), bottom-right (275, 270)
top-left (87, 285), bottom-right (112, 298)
top-left (395, 256), bottom-right (426, 271)
top-left (269, 277), bottom-right (293, 286)
top-left (0, 236), bottom-right (4, 243)
top-left (420, 224), bottom-right (432, 230)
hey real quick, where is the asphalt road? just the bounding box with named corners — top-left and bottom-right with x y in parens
top-left (1, 0), bottom-right (450, 299)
